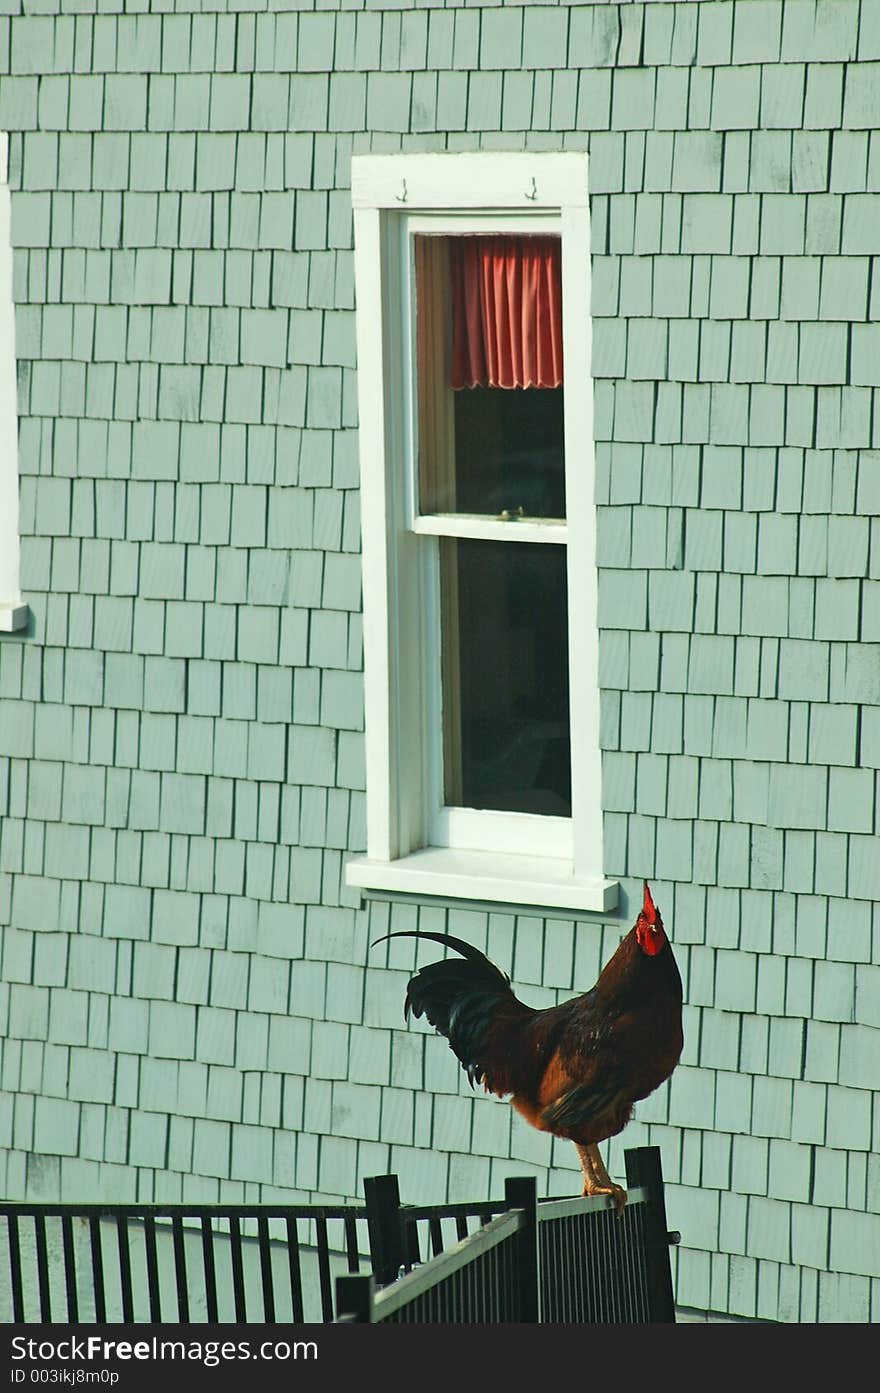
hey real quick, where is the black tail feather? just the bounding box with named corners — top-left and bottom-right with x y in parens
top-left (371, 930), bottom-right (515, 1085)
top-left (371, 929), bottom-right (507, 972)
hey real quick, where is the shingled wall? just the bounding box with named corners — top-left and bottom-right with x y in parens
top-left (1, 0), bottom-right (879, 1323)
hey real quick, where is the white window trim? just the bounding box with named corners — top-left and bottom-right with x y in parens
top-left (0, 132), bottom-right (27, 633)
top-left (346, 153), bottom-right (616, 915)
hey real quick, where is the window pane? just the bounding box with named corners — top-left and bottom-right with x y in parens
top-left (440, 538), bottom-right (571, 817)
top-left (453, 384), bottom-right (565, 518)
top-left (415, 233), bottom-right (566, 520)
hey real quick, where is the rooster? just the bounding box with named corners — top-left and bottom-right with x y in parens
top-left (374, 882), bottom-right (682, 1211)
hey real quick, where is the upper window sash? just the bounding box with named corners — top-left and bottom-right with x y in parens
top-left (401, 212), bottom-right (563, 540)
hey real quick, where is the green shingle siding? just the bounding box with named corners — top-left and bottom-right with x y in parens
top-left (1, 0), bottom-right (879, 1324)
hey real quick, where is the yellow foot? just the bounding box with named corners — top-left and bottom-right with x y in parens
top-left (581, 1182), bottom-right (627, 1216)
top-left (575, 1143), bottom-right (627, 1214)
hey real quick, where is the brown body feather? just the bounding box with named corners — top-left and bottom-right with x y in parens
top-left (476, 930), bottom-right (683, 1147)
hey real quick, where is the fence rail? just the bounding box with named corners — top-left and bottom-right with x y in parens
top-left (354, 1209), bottom-right (527, 1323)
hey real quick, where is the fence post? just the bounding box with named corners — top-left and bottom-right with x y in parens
top-left (363, 1174), bottom-right (406, 1287)
top-left (504, 1176), bottom-right (540, 1323)
top-left (335, 1273), bottom-right (375, 1323)
top-left (624, 1145), bottom-right (677, 1323)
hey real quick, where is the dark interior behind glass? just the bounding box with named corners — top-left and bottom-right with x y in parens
top-left (441, 538), bottom-right (571, 817)
top-left (452, 385), bottom-right (566, 519)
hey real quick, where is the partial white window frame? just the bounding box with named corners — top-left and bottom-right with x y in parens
top-left (0, 132), bottom-right (27, 633)
top-left (346, 153), bottom-right (616, 914)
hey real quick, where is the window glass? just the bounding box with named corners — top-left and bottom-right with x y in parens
top-left (440, 538), bottom-right (571, 817)
top-left (452, 385), bottom-right (565, 519)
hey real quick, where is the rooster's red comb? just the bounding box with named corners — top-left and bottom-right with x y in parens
top-left (643, 881), bottom-right (659, 923)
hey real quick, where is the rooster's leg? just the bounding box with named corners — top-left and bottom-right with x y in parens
top-left (574, 1143), bottom-right (627, 1215)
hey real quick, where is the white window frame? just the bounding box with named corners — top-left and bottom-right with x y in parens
top-left (346, 153), bottom-right (616, 914)
top-left (0, 132), bottom-right (27, 633)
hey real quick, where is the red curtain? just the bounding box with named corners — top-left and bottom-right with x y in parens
top-left (450, 235), bottom-right (563, 390)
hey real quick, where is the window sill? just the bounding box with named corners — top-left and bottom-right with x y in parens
top-left (346, 848), bottom-right (618, 915)
top-left (0, 603), bottom-right (28, 633)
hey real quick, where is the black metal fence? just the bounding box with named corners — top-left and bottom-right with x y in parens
top-left (336, 1148), bottom-right (678, 1324)
top-left (1, 1147), bottom-right (677, 1325)
top-left (0, 1203), bottom-right (368, 1324)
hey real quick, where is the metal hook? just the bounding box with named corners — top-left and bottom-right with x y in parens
top-left (396, 179), bottom-right (408, 203)
top-left (525, 177), bottom-right (537, 201)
